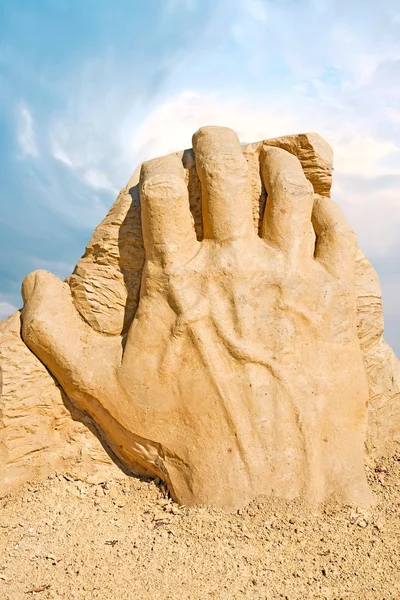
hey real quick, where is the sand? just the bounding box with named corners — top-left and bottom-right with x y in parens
top-left (0, 444), bottom-right (399, 600)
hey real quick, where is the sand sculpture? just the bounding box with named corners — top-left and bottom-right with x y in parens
top-left (1, 126), bottom-right (399, 510)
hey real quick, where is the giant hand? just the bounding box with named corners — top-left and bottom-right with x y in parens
top-left (21, 126), bottom-right (373, 510)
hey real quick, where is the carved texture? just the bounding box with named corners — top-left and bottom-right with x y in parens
top-left (0, 128), bottom-right (398, 507)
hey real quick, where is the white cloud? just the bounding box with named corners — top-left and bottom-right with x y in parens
top-left (50, 122), bottom-right (73, 167)
top-left (0, 301), bottom-right (18, 319)
top-left (83, 169), bottom-right (117, 193)
top-left (245, 0), bottom-right (268, 24)
top-left (386, 108), bottom-right (400, 125)
top-left (17, 103), bottom-right (38, 158)
top-left (6, 0), bottom-right (398, 351)
top-left (235, 0), bottom-right (400, 87)
top-left (52, 146), bottom-right (73, 167)
top-left (130, 89), bottom-right (400, 263)
top-left (47, 71), bottom-right (137, 196)
top-left (333, 137), bottom-right (400, 177)
top-left (131, 90), bottom-right (298, 161)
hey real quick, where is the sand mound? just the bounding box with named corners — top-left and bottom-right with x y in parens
top-left (0, 444), bottom-right (399, 600)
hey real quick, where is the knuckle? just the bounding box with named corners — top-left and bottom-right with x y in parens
top-left (142, 175), bottom-right (186, 200)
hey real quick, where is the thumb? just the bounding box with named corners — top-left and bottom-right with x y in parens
top-left (21, 270), bottom-right (121, 406)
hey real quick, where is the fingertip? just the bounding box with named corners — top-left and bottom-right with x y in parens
top-left (312, 196), bottom-right (358, 275)
top-left (21, 271), bottom-right (38, 304)
top-left (22, 270), bottom-right (63, 305)
top-left (313, 196), bottom-right (356, 240)
top-left (192, 126), bottom-right (254, 242)
top-left (139, 154), bottom-right (197, 266)
top-left (192, 126), bottom-right (241, 158)
top-left (260, 145), bottom-right (314, 254)
top-left (261, 146), bottom-right (312, 194)
top-left (140, 154), bottom-right (185, 184)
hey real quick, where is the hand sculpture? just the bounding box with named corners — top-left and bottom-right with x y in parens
top-left (21, 126), bottom-right (374, 510)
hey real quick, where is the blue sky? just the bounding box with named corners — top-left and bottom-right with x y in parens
top-left (0, 0), bottom-right (399, 354)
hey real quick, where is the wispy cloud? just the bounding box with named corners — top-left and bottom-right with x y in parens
top-left (50, 122), bottom-right (73, 167)
top-left (245, 0), bottom-right (268, 24)
top-left (17, 103), bottom-right (38, 158)
top-left (83, 169), bottom-right (117, 193)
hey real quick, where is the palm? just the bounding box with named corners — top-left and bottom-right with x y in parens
top-left (21, 126), bottom-right (373, 510)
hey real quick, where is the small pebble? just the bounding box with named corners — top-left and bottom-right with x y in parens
top-left (350, 513), bottom-right (358, 524)
top-left (357, 518), bottom-right (368, 528)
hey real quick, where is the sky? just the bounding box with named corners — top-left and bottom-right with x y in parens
top-left (0, 0), bottom-right (399, 355)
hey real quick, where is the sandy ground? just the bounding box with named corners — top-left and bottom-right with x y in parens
top-left (0, 444), bottom-right (399, 600)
